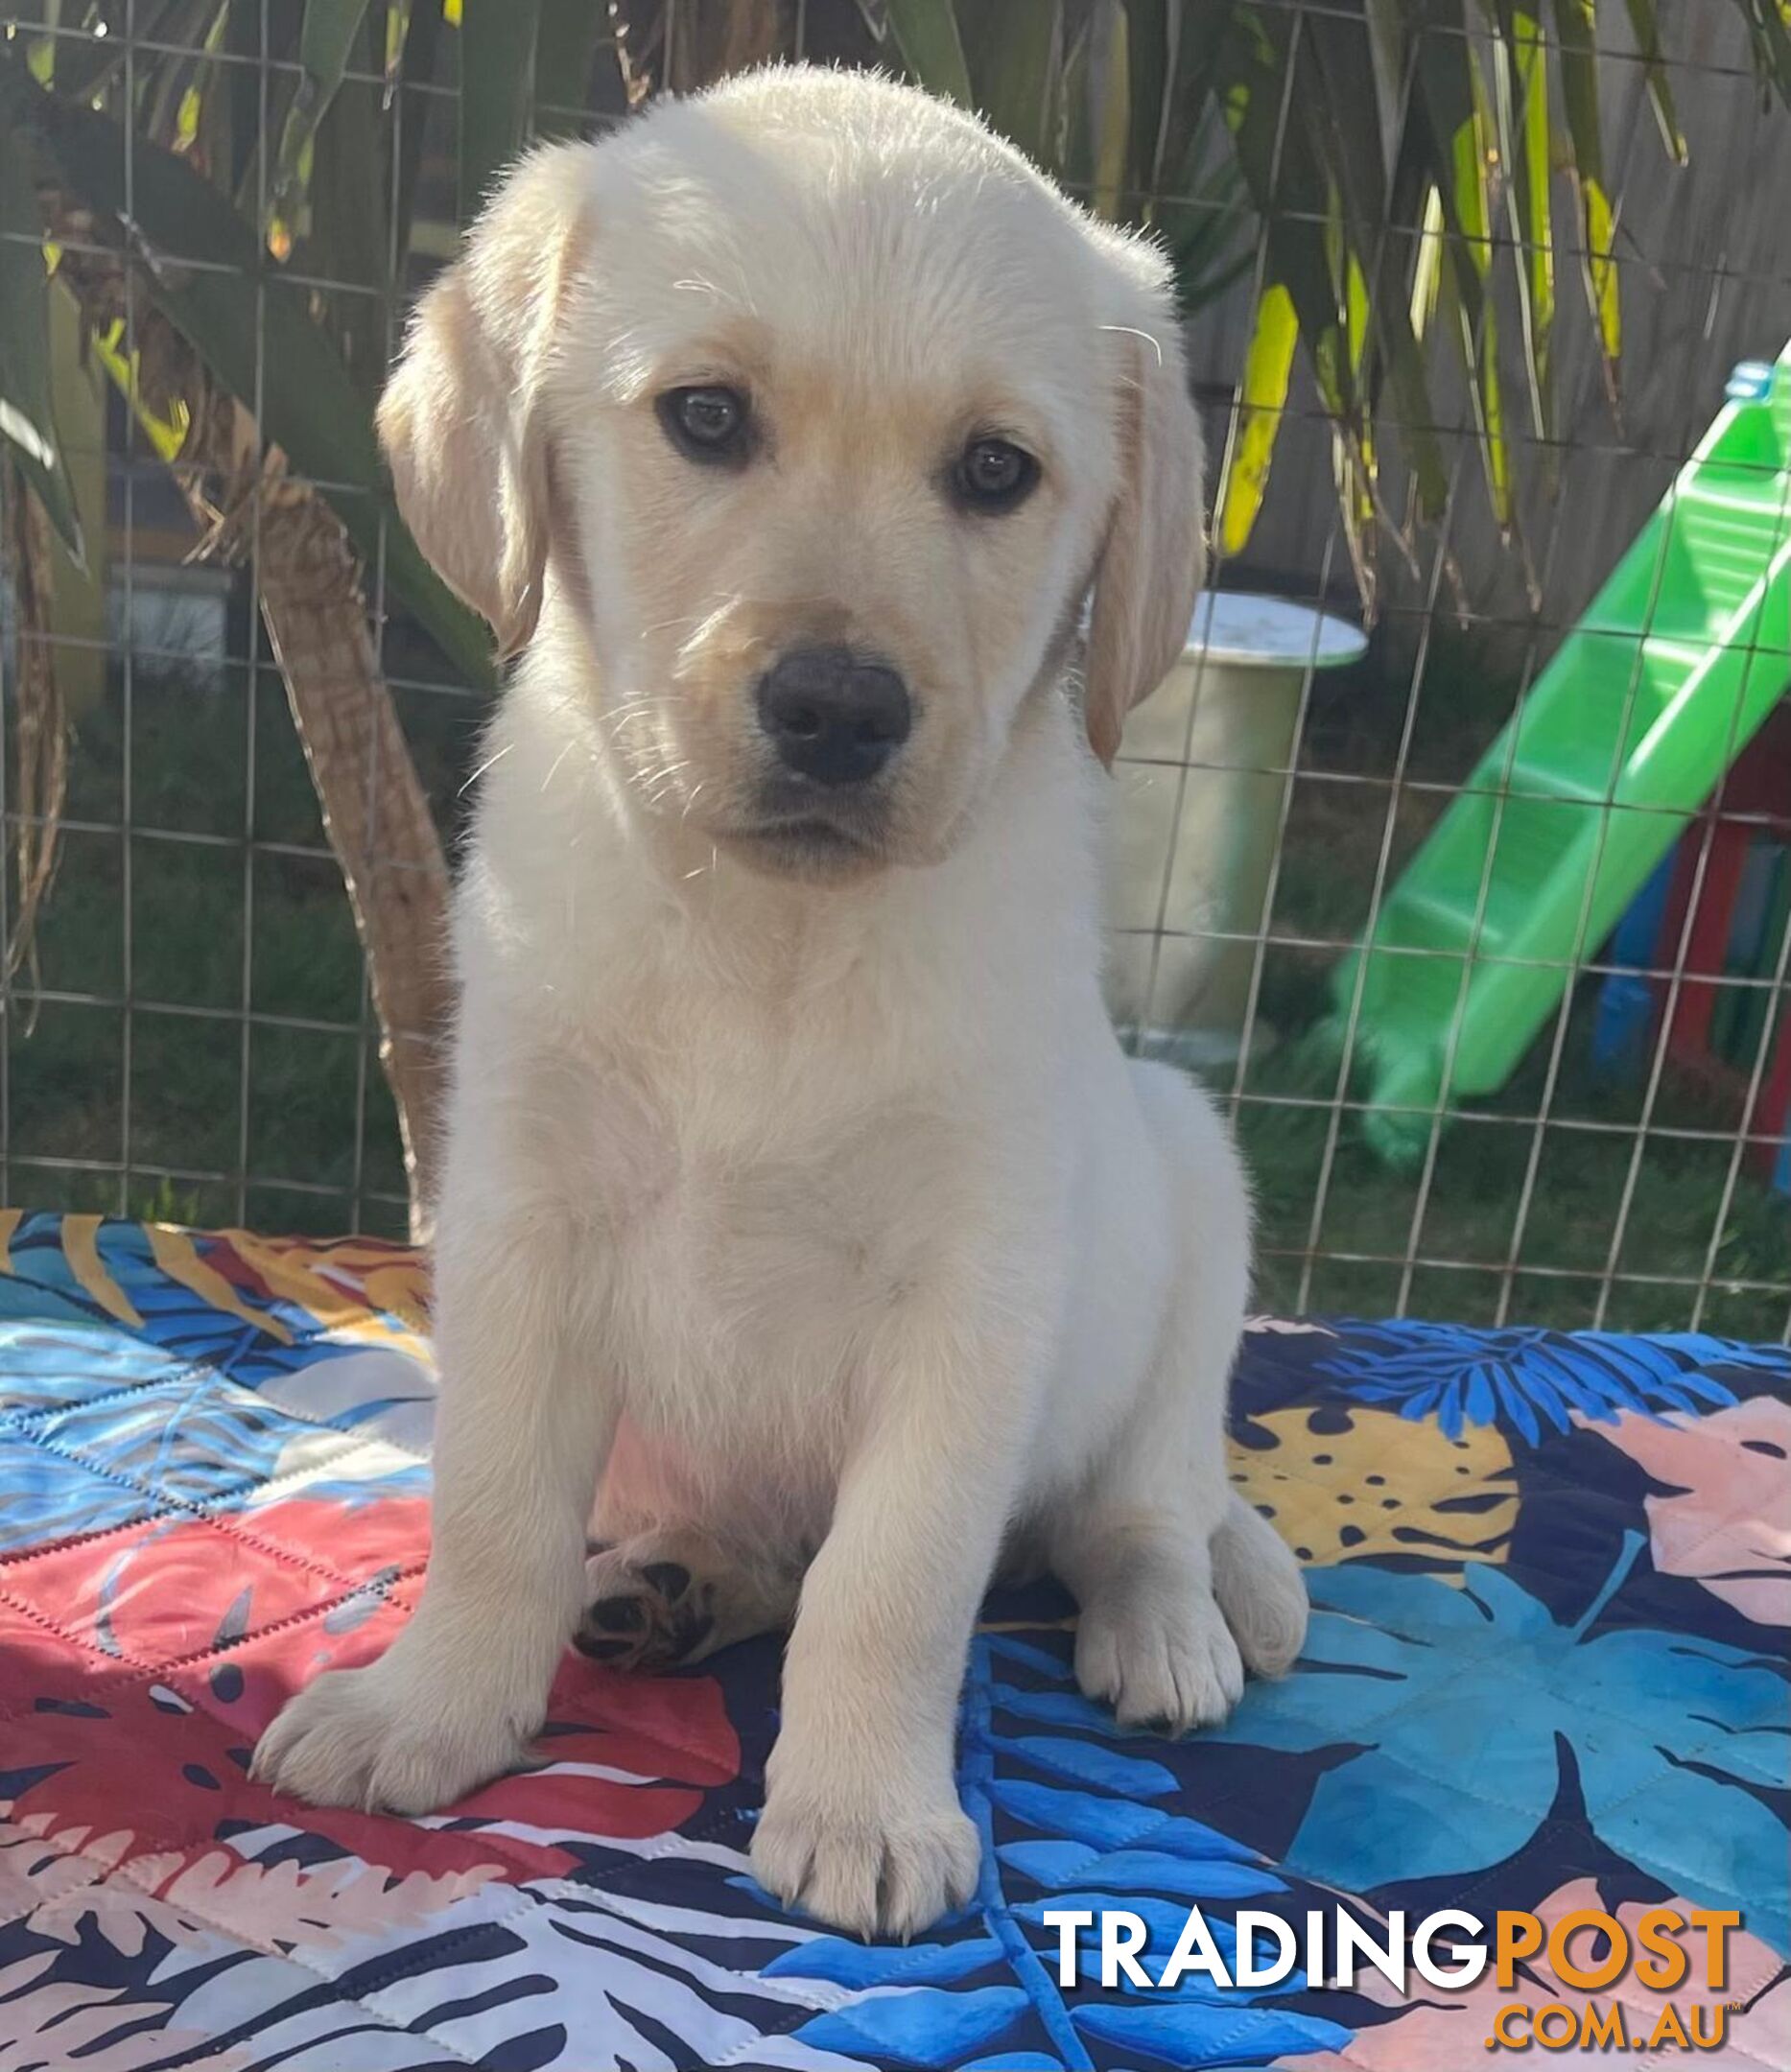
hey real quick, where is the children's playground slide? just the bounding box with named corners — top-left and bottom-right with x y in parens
top-left (1331, 345), bottom-right (1791, 1166)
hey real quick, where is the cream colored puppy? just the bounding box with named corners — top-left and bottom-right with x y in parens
top-left (253, 65), bottom-right (1308, 1940)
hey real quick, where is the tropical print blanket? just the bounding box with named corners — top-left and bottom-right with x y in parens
top-left (0, 1213), bottom-right (1785, 2071)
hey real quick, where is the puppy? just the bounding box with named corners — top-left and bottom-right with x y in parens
top-left (253, 64), bottom-right (1308, 1940)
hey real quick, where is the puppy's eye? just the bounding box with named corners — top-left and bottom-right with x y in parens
top-left (658, 385), bottom-right (751, 463)
top-left (954, 436), bottom-right (1038, 512)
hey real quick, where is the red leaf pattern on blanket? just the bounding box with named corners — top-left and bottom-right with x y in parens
top-left (72, 1848), bottom-right (504, 1954)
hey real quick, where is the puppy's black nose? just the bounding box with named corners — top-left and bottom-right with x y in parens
top-left (757, 646), bottom-right (911, 787)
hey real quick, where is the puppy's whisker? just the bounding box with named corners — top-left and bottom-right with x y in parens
top-left (637, 611), bottom-right (716, 641)
top-left (677, 600), bottom-right (744, 669)
top-left (596, 705), bottom-right (651, 739)
top-left (595, 697), bottom-right (672, 743)
top-left (637, 758), bottom-right (695, 807)
top-left (1099, 321), bottom-right (1167, 368)
top-left (459, 742), bottom-right (514, 796)
top-left (597, 702), bottom-right (656, 733)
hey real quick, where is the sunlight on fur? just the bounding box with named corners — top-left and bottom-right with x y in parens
top-left (251, 63), bottom-right (1308, 1942)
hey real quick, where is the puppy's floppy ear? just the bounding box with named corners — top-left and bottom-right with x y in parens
top-left (377, 143), bottom-right (592, 660)
top-left (1083, 273), bottom-right (1207, 767)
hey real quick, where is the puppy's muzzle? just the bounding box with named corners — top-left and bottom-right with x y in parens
top-left (756, 645), bottom-right (911, 789)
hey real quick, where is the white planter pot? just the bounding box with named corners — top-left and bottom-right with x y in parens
top-left (1106, 592), bottom-right (1366, 1069)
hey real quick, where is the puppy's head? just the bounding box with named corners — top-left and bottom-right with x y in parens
top-left (380, 66), bottom-right (1204, 878)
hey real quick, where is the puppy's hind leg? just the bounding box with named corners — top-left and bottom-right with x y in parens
top-left (1052, 1310), bottom-right (1246, 1731)
top-left (1057, 1475), bottom-right (1308, 1732)
top-left (1212, 1489), bottom-right (1308, 1680)
top-left (1056, 1499), bottom-right (1244, 1735)
top-left (1053, 1064), bottom-right (1306, 1733)
top-left (578, 1528), bottom-right (798, 1672)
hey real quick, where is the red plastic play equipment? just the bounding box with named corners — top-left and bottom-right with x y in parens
top-left (1646, 703), bottom-right (1791, 1191)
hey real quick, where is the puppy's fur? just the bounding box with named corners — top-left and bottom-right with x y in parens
top-left (253, 66), bottom-right (1308, 1939)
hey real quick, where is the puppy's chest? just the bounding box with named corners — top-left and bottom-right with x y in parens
top-left (594, 1088), bottom-right (949, 1433)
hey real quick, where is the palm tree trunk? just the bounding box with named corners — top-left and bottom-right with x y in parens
top-left (254, 499), bottom-right (452, 1235)
top-left (2, 462), bottom-right (69, 1000)
top-left (49, 227), bottom-right (451, 1234)
top-left (222, 412), bottom-right (451, 1233)
top-left (185, 388), bottom-right (453, 1237)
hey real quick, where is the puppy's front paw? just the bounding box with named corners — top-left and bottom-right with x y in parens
top-left (251, 1658), bottom-right (531, 1815)
top-left (1075, 1582), bottom-right (1244, 1737)
top-left (752, 1767), bottom-right (981, 1941)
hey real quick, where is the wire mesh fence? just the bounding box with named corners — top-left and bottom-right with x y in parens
top-left (1, 0), bottom-right (1788, 1338)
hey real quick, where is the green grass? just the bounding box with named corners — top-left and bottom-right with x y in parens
top-left (7, 638), bottom-right (1787, 1330)
top-left (1233, 1033), bottom-right (1790, 1338)
top-left (6, 648), bottom-right (481, 1237)
top-left (1196, 620), bottom-right (1790, 1335)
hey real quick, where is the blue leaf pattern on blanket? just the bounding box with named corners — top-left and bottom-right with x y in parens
top-left (1311, 1317), bottom-right (1785, 1442)
top-left (773, 1634), bottom-right (1355, 2070)
top-left (1207, 1534), bottom-right (1791, 1949)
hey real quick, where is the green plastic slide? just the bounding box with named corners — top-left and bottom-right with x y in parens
top-left (1331, 344), bottom-right (1791, 1166)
